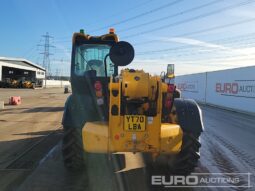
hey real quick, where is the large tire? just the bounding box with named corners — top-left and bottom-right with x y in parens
top-left (62, 127), bottom-right (85, 170)
top-left (173, 89), bottom-right (181, 99)
top-left (167, 132), bottom-right (201, 175)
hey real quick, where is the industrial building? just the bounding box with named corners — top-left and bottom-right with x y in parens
top-left (0, 57), bottom-right (45, 88)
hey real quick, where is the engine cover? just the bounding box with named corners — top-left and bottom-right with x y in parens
top-left (122, 70), bottom-right (150, 99)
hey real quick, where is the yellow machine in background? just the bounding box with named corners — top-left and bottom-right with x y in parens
top-left (22, 81), bottom-right (34, 88)
top-left (1, 79), bottom-right (35, 88)
top-left (10, 80), bottom-right (19, 88)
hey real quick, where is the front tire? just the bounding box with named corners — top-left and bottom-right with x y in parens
top-left (62, 127), bottom-right (85, 170)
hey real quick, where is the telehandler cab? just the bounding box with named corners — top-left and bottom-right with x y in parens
top-left (62, 29), bottom-right (203, 175)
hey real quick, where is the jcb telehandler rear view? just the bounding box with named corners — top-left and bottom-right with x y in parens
top-left (62, 29), bottom-right (203, 175)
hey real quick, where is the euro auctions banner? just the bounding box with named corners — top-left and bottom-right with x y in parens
top-left (175, 73), bottom-right (206, 103)
top-left (176, 66), bottom-right (255, 114)
top-left (177, 82), bottom-right (199, 93)
top-left (215, 81), bottom-right (255, 98)
top-left (205, 66), bottom-right (255, 114)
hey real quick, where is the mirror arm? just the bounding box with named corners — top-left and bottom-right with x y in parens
top-left (104, 53), bottom-right (110, 77)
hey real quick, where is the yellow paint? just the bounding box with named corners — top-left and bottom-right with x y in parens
top-left (82, 122), bottom-right (108, 153)
top-left (122, 70), bottom-right (150, 99)
top-left (82, 122), bottom-right (182, 154)
top-left (160, 123), bottom-right (183, 153)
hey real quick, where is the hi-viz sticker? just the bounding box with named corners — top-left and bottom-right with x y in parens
top-left (147, 117), bottom-right (153, 124)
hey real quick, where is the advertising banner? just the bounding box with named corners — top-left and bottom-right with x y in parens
top-left (175, 73), bottom-right (206, 103)
top-left (176, 66), bottom-right (255, 114)
top-left (206, 66), bottom-right (255, 113)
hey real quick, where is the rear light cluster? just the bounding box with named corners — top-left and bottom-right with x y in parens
top-left (165, 84), bottom-right (175, 109)
top-left (94, 81), bottom-right (104, 105)
top-left (167, 84), bottom-right (175, 93)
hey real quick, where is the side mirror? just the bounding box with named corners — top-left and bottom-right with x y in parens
top-left (109, 41), bottom-right (134, 66)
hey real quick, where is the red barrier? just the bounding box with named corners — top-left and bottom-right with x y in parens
top-left (9, 96), bottom-right (21, 105)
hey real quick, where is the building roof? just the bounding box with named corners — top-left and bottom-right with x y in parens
top-left (0, 57), bottom-right (45, 71)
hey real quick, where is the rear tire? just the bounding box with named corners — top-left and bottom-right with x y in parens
top-left (167, 132), bottom-right (201, 175)
top-left (173, 89), bottom-right (181, 99)
top-left (62, 127), bottom-right (85, 170)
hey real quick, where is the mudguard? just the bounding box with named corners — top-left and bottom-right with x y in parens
top-left (173, 88), bottom-right (181, 99)
top-left (173, 98), bottom-right (204, 135)
top-left (62, 94), bottom-right (102, 129)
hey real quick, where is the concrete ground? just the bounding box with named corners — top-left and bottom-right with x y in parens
top-left (0, 88), bottom-right (68, 190)
top-left (0, 88), bottom-right (254, 191)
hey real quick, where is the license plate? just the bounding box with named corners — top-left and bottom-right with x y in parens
top-left (124, 115), bottom-right (146, 131)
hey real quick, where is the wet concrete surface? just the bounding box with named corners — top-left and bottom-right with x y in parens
top-left (0, 88), bottom-right (254, 190)
top-left (17, 105), bottom-right (255, 191)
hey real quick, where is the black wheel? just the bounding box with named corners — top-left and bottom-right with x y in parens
top-left (173, 89), bottom-right (181, 99)
top-left (62, 127), bottom-right (85, 170)
top-left (167, 132), bottom-right (201, 175)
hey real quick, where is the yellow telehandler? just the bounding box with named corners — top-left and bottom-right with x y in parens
top-left (62, 29), bottom-right (203, 175)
